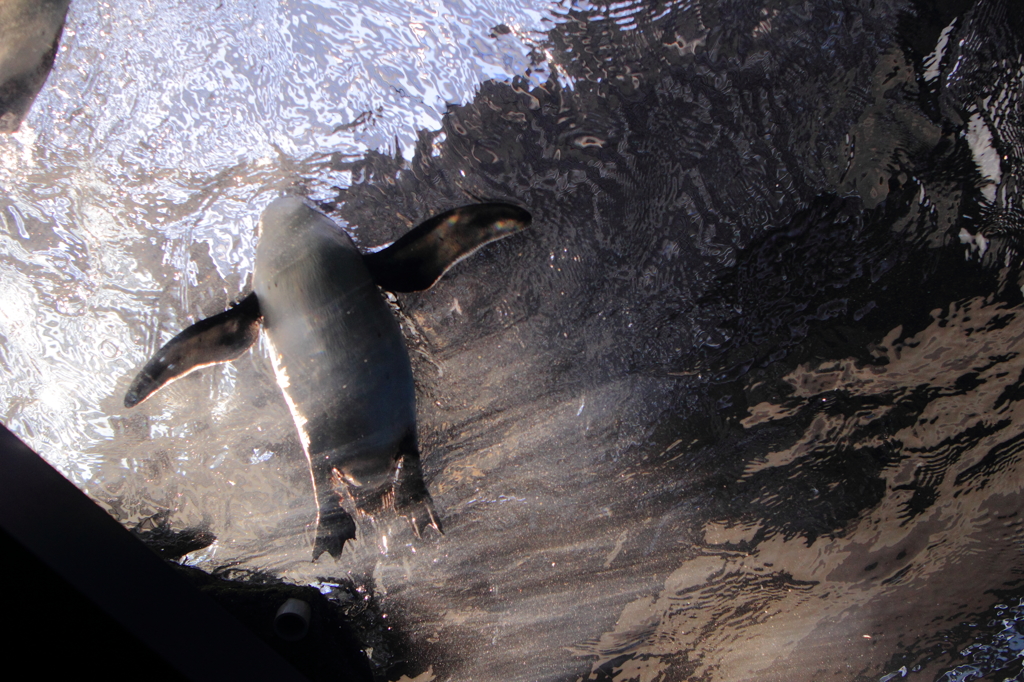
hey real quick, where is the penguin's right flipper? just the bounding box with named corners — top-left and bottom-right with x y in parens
top-left (124, 293), bottom-right (262, 408)
top-left (364, 203), bottom-right (531, 293)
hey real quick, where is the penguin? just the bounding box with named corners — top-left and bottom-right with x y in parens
top-left (125, 197), bottom-right (531, 559)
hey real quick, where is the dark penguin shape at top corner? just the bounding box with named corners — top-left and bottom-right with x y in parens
top-left (0, 0), bottom-right (70, 134)
top-left (124, 197), bottom-right (531, 560)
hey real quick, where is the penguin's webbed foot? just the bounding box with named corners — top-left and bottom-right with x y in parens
top-left (393, 450), bottom-right (443, 538)
top-left (312, 503), bottom-right (357, 561)
top-left (404, 497), bottom-right (443, 538)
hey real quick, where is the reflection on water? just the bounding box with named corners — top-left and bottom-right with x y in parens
top-left (2, 0), bottom-right (1024, 680)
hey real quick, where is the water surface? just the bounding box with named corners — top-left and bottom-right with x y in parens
top-left (2, 0), bottom-right (1023, 680)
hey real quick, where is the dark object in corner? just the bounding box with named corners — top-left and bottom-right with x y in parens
top-left (174, 566), bottom-right (374, 681)
top-left (0, 0), bottom-right (69, 133)
top-left (0, 423), bottom-right (311, 682)
top-left (0, 524), bottom-right (187, 681)
top-left (128, 511), bottom-right (373, 679)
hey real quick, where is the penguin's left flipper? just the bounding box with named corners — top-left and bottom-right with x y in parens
top-left (124, 293), bottom-right (262, 408)
top-left (364, 203), bottom-right (531, 293)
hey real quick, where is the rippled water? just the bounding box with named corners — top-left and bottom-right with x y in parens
top-left (2, 0), bottom-right (1024, 680)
